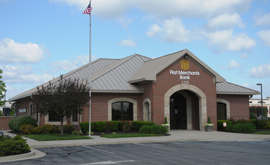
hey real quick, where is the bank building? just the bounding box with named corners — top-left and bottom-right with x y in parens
top-left (8, 49), bottom-right (260, 131)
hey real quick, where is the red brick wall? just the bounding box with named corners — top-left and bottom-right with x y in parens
top-left (217, 95), bottom-right (250, 120)
top-left (151, 57), bottom-right (217, 128)
top-left (82, 93), bottom-right (143, 122)
top-left (0, 116), bottom-right (14, 130)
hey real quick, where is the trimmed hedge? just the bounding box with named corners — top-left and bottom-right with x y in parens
top-left (94, 121), bottom-right (107, 132)
top-left (19, 124), bottom-right (35, 134)
top-left (131, 121), bottom-right (155, 131)
top-left (225, 123), bottom-right (256, 133)
top-left (11, 116), bottom-right (37, 132)
top-left (217, 120), bottom-right (233, 130)
top-left (80, 122), bottom-right (94, 133)
top-left (139, 125), bottom-right (168, 134)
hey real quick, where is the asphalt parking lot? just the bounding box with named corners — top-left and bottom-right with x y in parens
top-left (2, 141), bottom-right (270, 165)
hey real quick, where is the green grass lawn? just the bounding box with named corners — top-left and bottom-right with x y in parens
top-left (252, 131), bottom-right (270, 135)
top-left (23, 134), bottom-right (92, 141)
top-left (100, 133), bottom-right (163, 138)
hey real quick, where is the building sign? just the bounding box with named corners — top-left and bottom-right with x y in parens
top-left (180, 60), bottom-right (189, 70)
top-left (19, 109), bottom-right (26, 113)
top-left (170, 60), bottom-right (200, 80)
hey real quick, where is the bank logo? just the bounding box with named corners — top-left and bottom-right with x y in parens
top-left (180, 60), bottom-right (189, 70)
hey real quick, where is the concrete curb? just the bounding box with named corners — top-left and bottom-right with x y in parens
top-left (0, 149), bottom-right (46, 163)
top-left (30, 138), bottom-right (197, 148)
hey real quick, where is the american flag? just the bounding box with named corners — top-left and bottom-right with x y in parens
top-left (83, 3), bottom-right (93, 14)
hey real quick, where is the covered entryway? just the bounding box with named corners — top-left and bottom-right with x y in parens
top-left (164, 84), bottom-right (207, 131)
top-left (170, 93), bottom-right (187, 129)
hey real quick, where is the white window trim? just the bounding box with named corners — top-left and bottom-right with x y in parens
top-left (143, 98), bottom-right (151, 121)
top-left (108, 97), bottom-right (137, 121)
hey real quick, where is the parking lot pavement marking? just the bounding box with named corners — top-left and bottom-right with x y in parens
top-left (82, 145), bottom-right (115, 154)
top-left (80, 160), bottom-right (135, 165)
top-left (133, 143), bottom-right (178, 151)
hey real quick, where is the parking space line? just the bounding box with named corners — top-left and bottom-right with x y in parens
top-left (134, 143), bottom-right (178, 151)
top-left (82, 145), bottom-right (115, 154)
top-left (80, 160), bottom-right (134, 165)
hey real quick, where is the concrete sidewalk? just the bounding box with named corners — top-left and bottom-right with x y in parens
top-left (2, 130), bottom-right (270, 148)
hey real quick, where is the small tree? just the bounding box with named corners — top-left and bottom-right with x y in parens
top-left (0, 110), bottom-right (3, 116)
top-left (10, 109), bottom-right (15, 116)
top-left (32, 76), bottom-right (90, 135)
top-left (0, 69), bottom-right (6, 107)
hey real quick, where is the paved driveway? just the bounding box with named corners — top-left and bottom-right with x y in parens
top-left (2, 141), bottom-right (270, 165)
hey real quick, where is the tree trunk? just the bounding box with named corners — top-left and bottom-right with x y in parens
top-left (61, 119), bottom-right (64, 136)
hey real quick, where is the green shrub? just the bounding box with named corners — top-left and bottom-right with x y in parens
top-left (19, 124), bottom-right (35, 134)
top-left (131, 121), bottom-right (155, 131)
top-left (109, 121), bottom-right (120, 131)
top-left (255, 119), bottom-right (267, 129)
top-left (0, 135), bottom-right (30, 157)
top-left (104, 122), bottom-right (114, 133)
top-left (264, 120), bottom-right (270, 129)
top-left (139, 125), bottom-right (168, 134)
top-left (139, 125), bottom-right (151, 134)
top-left (8, 118), bottom-right (16, 130)
top-left (72, 131), bottom-right (78, 135)
top-left (80, 122), bottom-right (94, 133)
top-left (9, 109), bottom-right (15, 116)
top-left (217, 120), bottom-right (233, 130)
top-left (94, 121), bottom-right (107, 132)
top-left (63, 124), bottom-right (74, 134)
top-left (13, 116), bottom-right (37, 132)
top-left (77, 132), bottom-right (83, 135)
top-left (119, 121), bottom-right (133, 133)
top-left (225, 123), bottom-right (256, 133)
top-left (0, 111), bottom-right (2, 116)
top-left (32, 126), bottom-right (43, 134)
top-left (42, 124), bottom-right (60, 134)
top-left (250, 113), bottom-right (257, 119)
top-left (249, 119), bottom-right (256, 123)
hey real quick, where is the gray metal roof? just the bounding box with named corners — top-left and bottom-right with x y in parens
top-left (216, 82), bottom-right (260, 95)
top-left (91, 54), bottom-right (151, 92)
top-left (8, 58), bottom-right (119, 101)
top-left (8, 49), bottom-right (260, 102)
top-left (129, 49), bottom-right (226, 83)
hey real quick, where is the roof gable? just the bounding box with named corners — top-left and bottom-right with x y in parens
top-left (128, 49), bottom-right (226, 83)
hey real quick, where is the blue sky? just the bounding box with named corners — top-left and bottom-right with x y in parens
top-left (0, 0), bottom-right (270, 99)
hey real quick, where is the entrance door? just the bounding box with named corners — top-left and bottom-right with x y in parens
top-left (170, 93), bottom-right (187, 129)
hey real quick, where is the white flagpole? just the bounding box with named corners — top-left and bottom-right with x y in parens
top-left (88, 0), bottom-right (92, 137)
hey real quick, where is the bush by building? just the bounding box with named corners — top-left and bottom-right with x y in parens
top-left (0, 135), bottom-right (30, 157)
top-left (63, 124), bottom-right (75, 134)
top-left (131, 121), bottom-right (155, 131)
top-left (139, 125), bottom-right (168, 134)
top-left (8, 116), bottom-right (37, 132)
top-left (225, 122), bottom-right (256, 133)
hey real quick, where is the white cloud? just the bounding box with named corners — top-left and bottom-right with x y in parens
top-left (249, 63), bottom-right (270, 78)
top-left (242, 83), bottom-right (250, 87)
top-left (50, 0), bottom-right (252, 19)
top-left (147, 24), bottom-right (162, 37)
top-left (221, 60), bottom-right (242, 69)
top-left (203, 30), bottom-right (256, 52)
top-left (254, 13), bottom-right (270, 28)
top-left (49, 55), bottom-right (97, 72)
top-left (0, 38), bottom-right (45, 64)
top-left (205, 13), bottom-right (245, 30)
top-left (228, 60), bottom-right (242, 69)
top-left (241, 54), bottom-right (248, 59)
top-left (146, 18), bottom-right (191, 43)
top-left (117, 39), bottom-right (137, 47)
top-left (1, 65), bottom-right (53, 85)
top-left (257, 30), bottom-right (270, 47)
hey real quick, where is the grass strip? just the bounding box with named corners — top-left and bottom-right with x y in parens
top-left (252, 131), bottom-right (270, 135)
top-left (100, 133), bottom-right (163, 138)
top-left (23, 134), bottom-right (92, 141)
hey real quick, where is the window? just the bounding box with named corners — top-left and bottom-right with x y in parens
top-left (217, 102), bottom-right (226, 120)
top-left (73, 112), bottom-right (78, 122)
top-left (112, 102), bottom-right (133, 121)
top-left (49, 111), bottom-right (61, 122)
